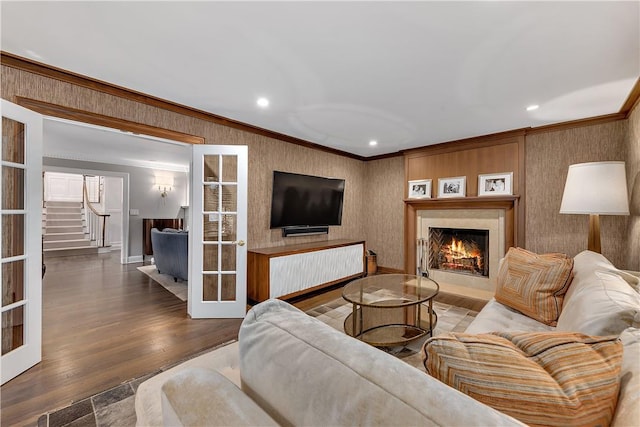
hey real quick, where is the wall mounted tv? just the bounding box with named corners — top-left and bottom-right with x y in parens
top-left (270, 171), bottom-right (345, 234)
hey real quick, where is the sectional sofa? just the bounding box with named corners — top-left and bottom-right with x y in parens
top-left (135, 250), bottom-right (640, 426)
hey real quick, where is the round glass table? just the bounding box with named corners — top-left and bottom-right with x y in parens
top-left (342, 274), bottom-right (439, 347)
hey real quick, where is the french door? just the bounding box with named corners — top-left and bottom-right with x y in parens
top-left (188, 145), bottom-right (248, 318)
top-left (1, 100), bottom-right (43, 384)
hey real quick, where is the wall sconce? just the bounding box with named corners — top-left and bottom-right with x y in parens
top-left (155, 176), bottom-right (173, 198)
top-left (560, 161), bottom-right (629, 253)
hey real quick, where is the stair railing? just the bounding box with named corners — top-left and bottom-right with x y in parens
top-left (82, 176), bottom-right (110, 248)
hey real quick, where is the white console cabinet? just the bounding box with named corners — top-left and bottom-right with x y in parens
top-left (247, 239), bottom-right (365, 302)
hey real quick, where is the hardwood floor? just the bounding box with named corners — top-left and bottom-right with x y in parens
top-left (1, 253), bottom-right (243, 427)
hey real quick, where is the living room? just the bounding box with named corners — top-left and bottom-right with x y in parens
top-left (1, 1), bottom-right (639, 426)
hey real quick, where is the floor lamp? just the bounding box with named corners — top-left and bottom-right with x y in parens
top-left (559, 161), bottom-right (630, 253)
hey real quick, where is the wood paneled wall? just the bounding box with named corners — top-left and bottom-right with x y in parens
top-left (403, 131), bottom-right (526, 272)
top-left (404, 131), bottom-right (525, 199)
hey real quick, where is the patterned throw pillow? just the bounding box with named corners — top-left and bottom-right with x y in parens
top-left (495, 247), bottom-right (573, 325)
top-left (423, 332), bottom-right (623, 427)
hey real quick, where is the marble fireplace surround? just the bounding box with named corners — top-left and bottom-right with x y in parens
top-left (418, 209), bottom-right (505, 293)
top-left (405, 196), bottom-right (520, 298)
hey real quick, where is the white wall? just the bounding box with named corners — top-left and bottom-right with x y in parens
top-left (43, 157), bottom-right (188, 258)
top-left (104, 176), bottom-right (123, 248)
top-left (44, 171), bottom-right (83, 201)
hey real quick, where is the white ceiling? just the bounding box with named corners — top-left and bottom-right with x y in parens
top-left (43, 118), bottom-right (191, 172)
top-left (2, 1), bottom-right (639, 159)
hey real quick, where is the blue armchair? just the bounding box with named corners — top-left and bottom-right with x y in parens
top-left (150, 228), bottom-right (188, 282)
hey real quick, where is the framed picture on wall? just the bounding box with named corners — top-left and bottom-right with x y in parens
top-left (408, 179), bottom-right (432, 199)
top-left (437, 176), bottom-right (466, 198)
top-left (478, 172), bottom-right (513, 196)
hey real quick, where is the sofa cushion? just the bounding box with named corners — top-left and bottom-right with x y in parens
top-left (464, 298), bottom-right (556, 334)
top-left (612, 328), bottom-right (640, 427)
top-left (239, 299), bottom-right (524, 427)
top-left (423, 331), bottom-right (623, 427)
top-left (134, 340), bottom-right (241, 427)
top-left (556, 270), bottom-right (640, 336)
top-left (495, 247), bottom-right (573, 326)
top-left (161, 368), bottom-right (278, 427)
top-left (567, 251), bottom-right (639, 296)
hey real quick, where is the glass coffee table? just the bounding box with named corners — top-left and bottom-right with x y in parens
top-left (342, 274), bottom-right (439, 347)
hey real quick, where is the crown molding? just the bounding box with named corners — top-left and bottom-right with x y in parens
top-left (526, 113), bottom-right (627, 136)
top-left (2, 51), bottom-right (636, 161)
top-left (1, 51), bottom-right (365, 161)
top-left (620, 77), bottom-right (640, 117)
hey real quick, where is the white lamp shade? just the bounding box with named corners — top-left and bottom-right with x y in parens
top-left (560, 161), bottom-right (629, 215)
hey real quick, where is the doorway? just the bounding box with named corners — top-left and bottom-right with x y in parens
top-left (42, 170), bottom-right (127, 261)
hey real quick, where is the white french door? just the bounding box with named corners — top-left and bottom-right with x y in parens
top-left (1, 100), bottom-right (43, 384)
top-left (188, 145), bottom-right (248, 318)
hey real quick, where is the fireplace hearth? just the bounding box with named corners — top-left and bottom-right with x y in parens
top-left (428, 227), bottom-right (489, 277)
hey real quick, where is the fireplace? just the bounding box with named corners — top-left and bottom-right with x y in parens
top-left (428, 228), bottom-right (489, 277)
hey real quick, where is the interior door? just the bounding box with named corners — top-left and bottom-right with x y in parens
top-left (1, 100), bottom-right (43, 384)
top-left (188, 145), bottom-right (247, 318)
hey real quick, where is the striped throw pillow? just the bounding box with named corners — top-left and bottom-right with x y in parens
top-left (495, 247), bottom-right (573, 325)
top-left (423, 332), bottom-right (623, 427)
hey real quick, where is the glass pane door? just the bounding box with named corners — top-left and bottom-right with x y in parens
top-left (1, 100), bottom-right (43, 384)
top-left (188, 145), bottom-right (247, 318)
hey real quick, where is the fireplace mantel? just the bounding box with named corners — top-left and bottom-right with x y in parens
top-left (405, 195), bottom-right (519, 209)
top-left (404, 195), bottom-right (521, 274)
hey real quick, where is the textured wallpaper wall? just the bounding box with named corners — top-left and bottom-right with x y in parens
top-left (626, 104), bottom-right (640, 270)
top-left (247, 136), bottom-right (366, 248)
top-left (2, 65), bottom-right (636, 270)
top-left (1, 66), bottom-right (366, 254)
top-left (363, 156), bottom-right (405, 270)
top-left (525, 120), bottom-right (630, 268)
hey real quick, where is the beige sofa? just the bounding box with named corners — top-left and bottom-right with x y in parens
top-left (135, 250), bottom-right (640, 426)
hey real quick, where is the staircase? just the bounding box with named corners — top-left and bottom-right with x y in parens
top-left (42, 201), bottom-right (98, 258)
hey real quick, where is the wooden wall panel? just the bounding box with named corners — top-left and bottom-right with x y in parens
top-left (403, 132), bottom-right (525, 274)
top-left (406, 143), bottom-right (521, 197)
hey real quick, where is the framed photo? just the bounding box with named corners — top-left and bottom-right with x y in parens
top-left (478, 172), bottom-right (513, 196)
top-left (408, 179), bottom-right (432, 199)
top-left (438, 176), bottom-right (466, 198)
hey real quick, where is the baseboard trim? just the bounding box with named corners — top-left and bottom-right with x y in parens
top-left (127, 255), bottom-right (143, 264)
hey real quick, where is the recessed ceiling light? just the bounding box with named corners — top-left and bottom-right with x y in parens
top-left (369, 140), bottom-right (378, 146)
top-left (256, 97), bottom-right (269, 108)
top-left (526, 104), bottom-right (539, 111)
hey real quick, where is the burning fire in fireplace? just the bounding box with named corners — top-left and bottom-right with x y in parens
top-left (428, 228), bottom-right (489, 277)
top-left (441, 237), bottom-right (483, 272)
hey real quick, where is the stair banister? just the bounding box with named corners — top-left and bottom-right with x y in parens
top-left (82, 176), bottom-right (110, 248)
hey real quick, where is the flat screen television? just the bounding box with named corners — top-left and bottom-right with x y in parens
top-left (270, 171), bottom-right (345, 229)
